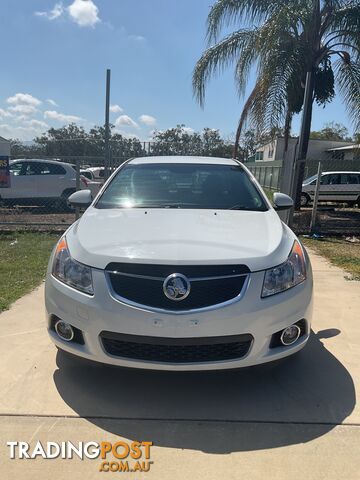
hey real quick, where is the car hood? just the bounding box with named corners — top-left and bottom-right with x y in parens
top-left (66, 207), bottom-right (295, 271)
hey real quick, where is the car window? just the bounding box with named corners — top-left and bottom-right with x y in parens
top-left (23, 162), bottom-right (42, 175)
top-left (322, 174), bottom-right (341, 185)
top-left (81, 171), bottom-right (93, 180)
top-left (96, 163), bottom-right (268, 211)
top-left (9, 162), bottom-right (23, 176)
top-left (304, 174), bottom-right (318, 185)
top-left (47, 163), bottom-right (66, 175)
top-left (342, 174), bottom-right (360, 185)
top-left (22, 162), bottom-right (66, 175)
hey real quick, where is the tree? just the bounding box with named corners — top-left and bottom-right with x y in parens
top-left (33, 124), bottom-right (145, 163)
top-left (239, 130), bottom-right (257, 161)
top-left (193, 0), bottom-right (360, 184)
top-left (310, 122), bottom-right (353, 141)
top-left (34, 124), bottom-right (87, 158)
top-left (150, 125), bottom-right (233, 157)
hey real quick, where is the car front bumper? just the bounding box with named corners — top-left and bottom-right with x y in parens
top-left (45, 264), bottom-right (313, 371)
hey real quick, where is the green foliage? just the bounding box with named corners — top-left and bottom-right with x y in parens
top-left (310, 122), bottom-right (353, 141)
top-left (10, 124), bottom-right (146, 160)
top-left (150, 125), bottom-right (234, 158)
top-left (193, 0), bottom-right (360, 146)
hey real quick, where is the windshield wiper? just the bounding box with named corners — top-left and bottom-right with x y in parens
top-left (228, 204), bottom-right (258, 211)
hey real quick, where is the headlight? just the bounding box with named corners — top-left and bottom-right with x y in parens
top-left (52, 237), bottom-right (94, 295)
top-left (262, 241), bottom-right (306, 298)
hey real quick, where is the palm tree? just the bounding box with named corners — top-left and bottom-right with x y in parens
top-left (193, 0), bottom-right (360, 180)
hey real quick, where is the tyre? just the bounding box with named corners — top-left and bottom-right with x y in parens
top-left (300, 193), bottom-right (310, 207)
top-left (52, 189), bottom-right (76, 212)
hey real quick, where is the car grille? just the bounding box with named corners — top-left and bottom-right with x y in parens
top-left (106, 263), bottom-right (250, 312)
top-left (100, 332), bottom-right (253, 363)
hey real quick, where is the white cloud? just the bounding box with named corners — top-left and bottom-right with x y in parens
top-left (110, 104), bottom-right (123, 114)
top-left (13, 115), bottom-right (28, 122)
top-left (115, 115), bottom-right (138, 128)
top-left (26, 119), bottom-right (49, 129)
top-left (139, 114), bottom-right (156, 127)
top-left (0, 123), bottom-right (48, 140)
top-left (182, 127), bottom-right (195, 135)
top-left (0, 108), bottom-right (13, 119)
top-left (0, 124), bottom-right (11, 136)
top-left (6, 93), bottom-right (42, 107)
top-left (44, 110), bottom-right (82, 123)
top-left (47, 98), bottom-right (58, 107)
top-left (8, 105), bottom-right (38, 116)
top-left (35, 2), bottom-right (64, 20)
top-left (128, 35), bottom-right (146, 42)
top-left (68, 0), bottom-right (100, 27)
top-left (115, 129), bottom-right (140, 140)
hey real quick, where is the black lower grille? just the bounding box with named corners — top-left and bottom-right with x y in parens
top-left (106, 263), bottom-right (249, 311)
top-left (100, 332), bottom-right (253, 363)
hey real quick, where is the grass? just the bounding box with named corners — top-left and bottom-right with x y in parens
top-left (302, 236), bottom-right (360, 281)
top-left (0, 232), bottom-right (59, 312)
top-left (262, 188), bottom-right (275, 202)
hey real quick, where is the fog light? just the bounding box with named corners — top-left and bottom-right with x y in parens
top-left (280, 325), bottom-right (301, 346)
top-left (55, 321), bottom-right (74, 342)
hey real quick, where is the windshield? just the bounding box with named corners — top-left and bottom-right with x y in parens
top-left (303, 174), bottom-right (318, 185)
top-left (95, 163), bottom-right (268, 211)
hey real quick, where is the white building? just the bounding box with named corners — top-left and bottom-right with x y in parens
top-left (252, 137), bottom-right (357, 162)
top-left (0, 136), bottom-right (10, 156)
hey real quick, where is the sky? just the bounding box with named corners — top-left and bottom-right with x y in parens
top-left (0, 0), bottom-right (355, 142)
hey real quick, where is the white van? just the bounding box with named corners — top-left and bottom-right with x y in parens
top-left (302, 171), bottom-right (360, 207)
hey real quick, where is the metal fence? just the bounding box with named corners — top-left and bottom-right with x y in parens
top-left (1, 141), bottom-right (359, 235)
top-left (0, 139), bottom-right (236, 229)
top-left (246, 160), bottom-right (283, 191)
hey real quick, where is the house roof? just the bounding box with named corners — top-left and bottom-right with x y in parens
top-left (327, 144), bottom-right (360, 152)
top-left (0, 135), bottom-right (10, 143)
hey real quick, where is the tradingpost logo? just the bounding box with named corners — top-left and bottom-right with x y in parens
top-left (7, 440), bottom-right (154, 473)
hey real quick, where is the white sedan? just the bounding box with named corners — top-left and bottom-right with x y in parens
top-left (45, 156), bottom-right (313, 370)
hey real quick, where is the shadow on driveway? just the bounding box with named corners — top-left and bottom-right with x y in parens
top-left (53, 330), bottom-right (355, 453)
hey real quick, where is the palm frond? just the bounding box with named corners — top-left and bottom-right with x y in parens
top-left (206, 0), bottom-right (285, 42)
top-left (193, 29), bottom-right (259, 106)
top-left (335, 58), bottom-right (360, 131)
top-left (324, 4), bottom-right (360, 48)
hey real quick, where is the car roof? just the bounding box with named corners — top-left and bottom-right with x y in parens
top-left (320, 171), bottom-right (360, 175)
top-left (10, 158), bottom-right (72, 167)
top-left (128, 156), bottom-right (238, 166)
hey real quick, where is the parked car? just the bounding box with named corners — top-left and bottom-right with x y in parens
top-left (45, 156), bottom-right (313, 370)
top-left (86, 167), bottom-right (105, 182)
top-left (80, 169), bottom-right (95, 181)
top-left (80, 169), bottom-right (102, 197)
top-left (302, 171), bottom-right (360, 207)
top-left (0, 159), bottom-right (87, 210)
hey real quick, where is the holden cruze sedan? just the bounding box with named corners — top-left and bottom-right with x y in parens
top-left (45, 156), bottom-right (313, 371)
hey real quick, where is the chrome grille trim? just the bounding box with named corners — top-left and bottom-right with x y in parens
top-left (105, 272), bottom-right (251, 315)
top-left (107, 270), bottom-right (248, 282)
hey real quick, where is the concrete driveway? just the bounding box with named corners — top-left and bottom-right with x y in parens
top-left (0, 250), bottom-right (359, 479)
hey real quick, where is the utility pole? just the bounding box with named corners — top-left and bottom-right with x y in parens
top-left (310, 162), bottom-right (322, 235)
top-left (104, 69), bottom-right (111, 180)
top-left (291, 70), bottom-right (315, 215)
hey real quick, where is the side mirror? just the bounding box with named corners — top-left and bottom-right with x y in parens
top-left (68, 189), bottom-right (93, 208)
top-left (273, 192), bottom-right (293, 211)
